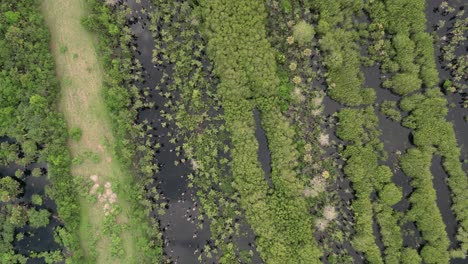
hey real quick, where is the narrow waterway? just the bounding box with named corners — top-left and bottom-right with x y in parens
top-left (426, 0), bottom-right (468, 168)
top-left (425, 0), bottom-right (468, 257)
top-left (125, 1), bottom-right (211, 262)
top-left (253, 109), bottom-right (273, 188)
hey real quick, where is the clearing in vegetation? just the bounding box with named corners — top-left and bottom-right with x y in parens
top-left (41, 0), bottom-right (143, 263)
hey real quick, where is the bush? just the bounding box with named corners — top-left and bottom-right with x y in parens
top-left (200, 0), bottom-right (322, 262)
top-left (31, 168), bottom-right (42, 177)
top-left (380, 101), bottom-right (402, 122)
top-left (69, 127), bottom-right (82, 142)
top-left (337, 107), bottom-right (402, 262)
top-left (379, 183), bottom-right (402, 206)
top-left (28, 208), bottom-right (50, 228)
top-left (293, 21), bottom-right (315, 45)
top-left (0, 176), bottom-right (22, 202)
top-left (383, 73), bottom-right (422, 95)
top-left (31, 194), bottom-right (43, 206)
top-left (280, 0), bottom-right (292, 13)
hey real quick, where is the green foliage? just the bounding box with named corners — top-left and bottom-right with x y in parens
top-left (400, 89), bottom-right (468, 259)
top-left (69, 127), bottom-right (83, 142)
top-left (383, 73), bottom-right (421, 95)
top-left (31, 168), bottom-right (42, 178)
top-left (400, 148), bottom-right (450, 263)
top-left (401, 248), bottom-right (421, 264)
top-left (0, 176), bottom-right (22, 202)
top-left (31, 194), bottom-right (43, 206)
top-left (379, 184), bottom-right (402, 206)
top-left (83, 150), bottom-right (101, 164)
top-left (379, 101), bottom-right (401, 122)
top-left (200, 0), bottom-right (279, 100)
top-left (442, 79), bottom-right (453, 92)
top-left (293, 21), bottom-right (315, 45)
top-left (280, 0), bottom-right (292, 13)
top-left (72, 155), bottom-right (84, 165)
top-left (277, 70), bottom-right (294, 111)
top-left (27, 208), bottom-right (50, 228)
top-left (31, 251), bottom-right (64, 264)
top-left (59, 44), bottom-right (68, 53)
top-left (0, 0), bottom-right (82, 260)
top-left (365, 0), bottom-right (438, 90)
top-left (200, 0), bottom-right (322, 262)
top-left (366, 0), bottom-right (468, 259)
top-left (311, 0), bottom-right (375, 106)
top-left (9, 205), bottom-right (27, 226)
top-left (337, 107), bottom-right (403, 263)
top-left (4, 11), bottom-right (20, 24)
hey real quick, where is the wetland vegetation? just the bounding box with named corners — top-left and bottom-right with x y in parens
top-left (1, 0), bottom-right (467, 263)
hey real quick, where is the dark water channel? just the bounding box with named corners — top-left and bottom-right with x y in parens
top-left (431, 155), bottom-right (459, 249)
top-left (361, 63), bottom-right (420, 254)
top-left (426, 0), bottom-right (468, 255)
top-left (253, 109), bottom-right (273, 188)
top-left (364, 64), bottom-right (415, 213)
top-left (125, 1), bottom-right (211, 263)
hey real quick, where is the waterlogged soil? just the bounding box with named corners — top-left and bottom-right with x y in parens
top-left (125, 1), bottom-right (211, 263)
top-left (119, 0), bottom-right (467, 263)
top-left (322, 93), bottom-right (364, 264)
top-left (0, 161), bottom-right (62, 263)
top-left (426, 0), bottom-right (468, 167)
top-left (362, 64), bottom-right (416, 215)
top-left (426, 0), bottom-right (468, 255)
top-left (321, 104), bottom-right (362, 263)
top-left (126, 1), bottom-right (261, 263)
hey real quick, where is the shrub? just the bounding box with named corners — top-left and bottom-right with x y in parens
top-left (69, 127), bottom-right (83, 142)
top-left (28, 208), bottom-right (50, 228)
top-left (380, 100), bottom-right (402, 122)
top-left (31, 194), bottom-right (43, 206)
top-left (280, 0), bottom-right (292, 13)
top-left (0, 176), bottom-right (22, 202)
top-left (383, 73), bottom-right (422, 95)
top-left (293, 21), bottom-right (315, 45)
top-left (31, 168), bottom-right (42, 177)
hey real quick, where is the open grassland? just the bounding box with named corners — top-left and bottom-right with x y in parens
top-left (41, 0), bottom-right (140, 263)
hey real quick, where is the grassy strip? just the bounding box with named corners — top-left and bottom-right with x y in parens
top-left (81, 0), bottom-right (162, 262)
top-left (0, 0), bottom-right (81, 262)
top-left (199, 0), bottom-right (322, 262)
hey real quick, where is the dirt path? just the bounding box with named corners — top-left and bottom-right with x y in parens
top-left (41, 0), bottom-right (139, 263)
